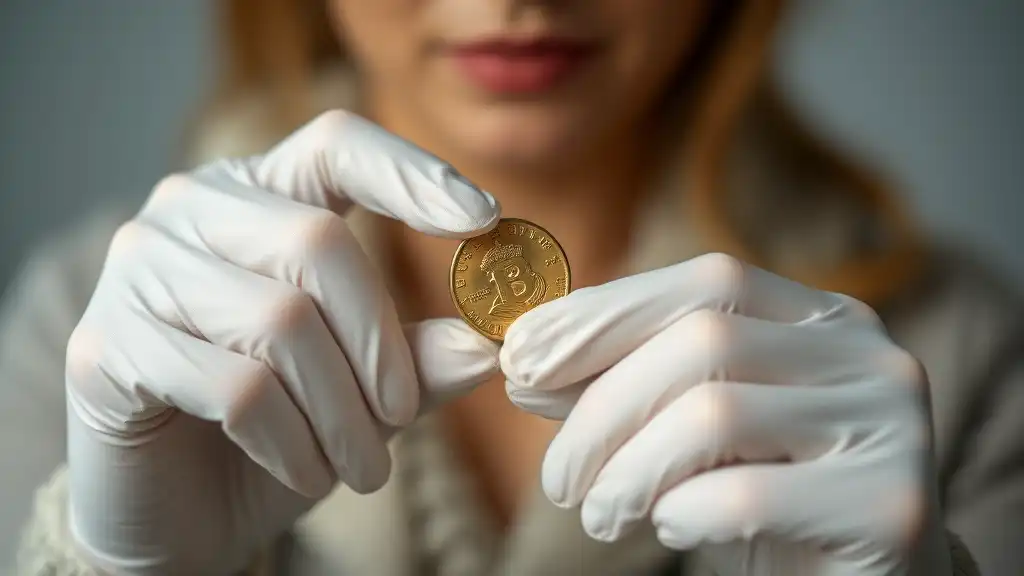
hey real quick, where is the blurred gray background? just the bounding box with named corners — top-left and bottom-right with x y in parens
top-left (1, 0), bottom-right (1022, 298)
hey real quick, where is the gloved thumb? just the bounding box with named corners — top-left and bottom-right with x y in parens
top-left (402, 318), bottom-right (501, 418)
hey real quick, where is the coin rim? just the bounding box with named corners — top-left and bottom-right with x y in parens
top-left (449, 217), bottom-right (572, 342)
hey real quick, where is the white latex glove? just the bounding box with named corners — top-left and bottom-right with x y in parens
top-left (65, 111), bottom-right (501, 574)
top-left (502, 253), bottom-right (953, 576)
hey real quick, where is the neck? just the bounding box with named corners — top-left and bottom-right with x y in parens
top-left (450, 156), bottom-right (643, 269)
top-left (371, 106), bottom-right (654, 311)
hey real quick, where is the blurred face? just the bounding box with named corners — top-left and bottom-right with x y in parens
top-left (331, 0), bottom-right (708, 170)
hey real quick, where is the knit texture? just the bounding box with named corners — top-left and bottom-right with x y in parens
top-left (15, 456), bottom-right (984, 576)
top-left (15, 465), bottom-right (272, 576)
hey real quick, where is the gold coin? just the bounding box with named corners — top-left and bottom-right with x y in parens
top-left (450, 218), bottom-right (571, 342)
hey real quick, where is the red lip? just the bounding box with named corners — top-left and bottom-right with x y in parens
top-left (447, 37), bottom-right (598, 95)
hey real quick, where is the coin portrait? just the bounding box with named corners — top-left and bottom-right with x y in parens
top-left (449, 218), bottom-right (571, 341)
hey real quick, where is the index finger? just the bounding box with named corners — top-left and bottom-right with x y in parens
top-left (501, 253), bottom-right (851, 391)
top-left (212, 110), bottom-right (501, 238)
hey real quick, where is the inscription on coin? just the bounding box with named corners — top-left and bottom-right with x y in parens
top-left (450, 218), bottom-right (571, 341)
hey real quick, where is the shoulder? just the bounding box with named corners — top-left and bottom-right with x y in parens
top-left (0, 205), bottom-right (127, 402)
top-left (883, 243), bottom-right (1023, 461)
top-left (888, 244), bottom-right (1022, 368)
top-left (185, 67), bottom-right (360, 167)
top-left (0, 207), bottom-right (128, 342)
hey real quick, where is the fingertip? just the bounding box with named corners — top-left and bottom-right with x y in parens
top-left (409, 318), bottom-right (501, 387)
top-left (416, 318), bottom-right (501, 360)
top-left (342, 445), bottom-right (394, 495)
top-left (290, 464), bottom-right (336, 500)
top-left (225, 424), bottom-right (335, 501)
top-left (431, 168), bottom-right (502, 238)
top-left (218, 362), bottom-right (338, 500)
top-left (376, 383), bottom-right (420, 428)
top-left (499, 324), bottom-right (537, 388)
top-left (363, 349), bottom-right (421, 430)
top-left (313, 112), bottom-right (502, 237)
top-left (580, 493), bottom-right (618, 543)
top-left (654, 526), bottom-right (691, 551)
top-left (504, 379), bottom-right (579, 421)
top-left (238, 440), bottom-right (335, 501)
top-left (498, 344), bottom-right (517, 384)
top-left (505, 380), bottom-right (543, 413)
top-left (541, 452), bottom-right (573, 508)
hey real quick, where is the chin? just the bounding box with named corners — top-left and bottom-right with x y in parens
top-left (439, 103), bottom-right (603, 171)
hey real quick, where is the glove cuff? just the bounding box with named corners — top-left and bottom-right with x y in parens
top-left (15, 464), bottom-right (275, 576)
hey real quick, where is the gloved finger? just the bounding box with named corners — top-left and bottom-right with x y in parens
top-left (67, 307), bottom-right (336, 499)
top-left (104, 221), bottom-right (392, 492)
top-left (400, 318), bottom-right (501, 416)
top-left (137, 183), bottom-right (420, 427)
top-left (651, 462), bottom-right (819, 549)
top-left (577, 382), bottom-right (880, 542)
top-left (537, 311), bottom-right (889, 508)
top-left (650, 463), bottom-right (914, 576)
top-left (377, 319), bottom-right (501, 438)
top-left (501, 253), bottom-right (875, 391)
top-left (182, 110), bottom-right (501, 238)
top-left (695, 541), bottom-right (834, 576)
top-left (505, 377), bottom-right (592, 421)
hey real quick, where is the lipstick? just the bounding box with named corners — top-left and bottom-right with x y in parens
top-left (448, 37), bottom-right (597, 95)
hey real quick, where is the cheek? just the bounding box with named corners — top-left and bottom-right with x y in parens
top-left (331, 0), bottom-right (426, 84)
top-left (606, 0), bottom-right (708, 117)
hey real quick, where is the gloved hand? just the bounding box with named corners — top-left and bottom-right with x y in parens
top-left (502, 253), bottom-right (953, 576)
top-left (64, 111), bottom-right (502, 575)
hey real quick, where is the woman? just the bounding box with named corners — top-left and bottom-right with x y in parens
top-left (4, 0), bottom-right (1022, 574)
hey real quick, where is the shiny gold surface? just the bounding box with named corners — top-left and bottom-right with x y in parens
top-left (450, 218), bottom-right (571, 342)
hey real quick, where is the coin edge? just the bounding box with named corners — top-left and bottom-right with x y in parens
top-left (448, 218), bottom-right (572, 343)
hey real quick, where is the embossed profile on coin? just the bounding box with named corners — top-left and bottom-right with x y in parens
top-left (450, 218), bottom-right (571, 341)
top-left (480, 238), bottom-right (546, 319)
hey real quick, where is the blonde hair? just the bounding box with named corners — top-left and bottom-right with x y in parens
top-left (202, 0), bottom-right (923, 307)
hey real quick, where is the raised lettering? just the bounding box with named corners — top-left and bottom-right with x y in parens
top-left (544, 255), bottom-right (559, 267)
top-left (460, 288), bottom-right (491, 305)
top-left (456, 262), bottom-right (468, 272)
top-left (466, 310), bottom-right (486, 327)
top-left (455, 278), bottom-right (466, 289)
top-left (554, 276), bottom-right (567, 296)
